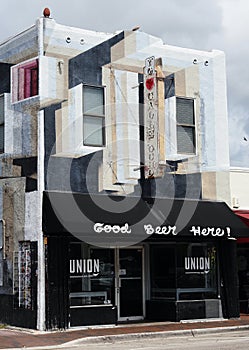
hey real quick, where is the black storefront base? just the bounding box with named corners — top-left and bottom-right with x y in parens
top-left (0, 294), bottom-right (37, 329)
top-left (146, 299), bottom-right (221, 322)
top-left (70, 306), bottom-right (117, 327)
top-left (146, 300), bottom-right (177, 321)
top-left (43, 192), bottom-right (248, 329)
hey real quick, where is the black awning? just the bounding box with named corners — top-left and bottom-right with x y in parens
top-left (43, 191), bottom-right (249, 246)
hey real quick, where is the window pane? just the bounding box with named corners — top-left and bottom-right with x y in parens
top-left (177, 125), bottom-right (195, 154)
top-left (83, 86), bottom-right (104, 115)
top-left (30, 68), bottom-right (38, 97)
top-left (176, 98), bottom-right (194, 125)
top-left (176, 244), bottom-right (217, 300)
top-left (83, 116), bottom-right (104, 146)
top-left (69, 243), bottom-right (115, 307)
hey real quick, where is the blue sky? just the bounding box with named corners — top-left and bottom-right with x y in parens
top-left (1, 0), bottom-right (248, 167)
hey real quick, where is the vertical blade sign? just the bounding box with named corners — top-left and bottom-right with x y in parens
top-left (143, 56), bottom-right (160, 178)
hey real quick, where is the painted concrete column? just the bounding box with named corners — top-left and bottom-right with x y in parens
top-left (37, 17), bottom-right (46, 331)
top-left (37, 109), bottom-right (45, 330)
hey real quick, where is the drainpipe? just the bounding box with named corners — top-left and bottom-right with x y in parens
top-left (36, 16), bottom-right (46, 331)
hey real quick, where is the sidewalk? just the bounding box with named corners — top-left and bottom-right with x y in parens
top-left (1, 315), bottom-right (249, 349)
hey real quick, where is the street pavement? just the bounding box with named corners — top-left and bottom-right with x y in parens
top-left (54, 330), bottom-right (249, 350)
top-left (1, 315), bottom-right (249, 350)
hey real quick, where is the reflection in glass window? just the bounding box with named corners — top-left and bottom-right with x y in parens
top-left (83, 116), bottom-right (104, 147)
top-left (150, 243), bottom-right (218, 301)
top-left (83, 86), bottom-right (104, 116)
top-left (176, 243), bottom-right (217, 300)
top-left (69, 243), bottom-right (114, 307)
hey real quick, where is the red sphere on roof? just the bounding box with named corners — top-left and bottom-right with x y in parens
top-left (43, 8), bottom-right (51, 18)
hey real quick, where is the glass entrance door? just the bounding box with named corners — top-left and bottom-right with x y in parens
top-left (116, 247), bottom-right (144, 321)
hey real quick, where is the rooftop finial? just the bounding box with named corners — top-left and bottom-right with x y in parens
top-left (43, 8), bottom-right (51, 18)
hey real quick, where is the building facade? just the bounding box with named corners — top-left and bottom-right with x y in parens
top-left (0, 12), bottom-right (248, 330)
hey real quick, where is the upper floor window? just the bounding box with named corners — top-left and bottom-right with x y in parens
top-left (0, 95), bottom-right (4, 153)
top-left (176, 97), bottom-right (196, 154)
top-left (12, 59), bottom-right (38, 103)
top-left (83, 85), bottom-right (105, 147)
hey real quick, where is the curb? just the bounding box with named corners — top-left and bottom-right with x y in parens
top-left (59, 324), bottom-right (249, 347)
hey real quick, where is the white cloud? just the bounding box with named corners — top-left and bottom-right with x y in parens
top-left (217, 0), bottom-right (249, 167)
top-left (229, 108), bottom-right (249, 167)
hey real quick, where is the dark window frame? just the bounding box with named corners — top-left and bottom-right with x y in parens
top-left (176, 97), bottom-right (196, 155)
top-left (12, 59), bottom-right (39, 103)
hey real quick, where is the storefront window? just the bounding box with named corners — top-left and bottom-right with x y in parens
top-left (176, 243), bottom-right (217, 300)
top-left (150, 243), bottom-right (218, 301)
top-left (69, 243), bottom-right (114, 307)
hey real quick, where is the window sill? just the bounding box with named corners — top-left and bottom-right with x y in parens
top-left (166, 153), bottom-right (197, 161)
top-left (70, 304), bottom-right (113, 309)
top-left (11, 95), bottom-right (66, 110)
top-left (54, 146), bottom-right (104, 158)
top-left (11, 95), bottom-right (40, 109)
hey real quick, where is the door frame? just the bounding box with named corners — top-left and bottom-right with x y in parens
top-left (115, 246), bottom-right (145, 322)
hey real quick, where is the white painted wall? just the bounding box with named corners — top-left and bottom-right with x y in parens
top-left (114, 70), bottom-right (140, 184)
top-left (24, 192), bottom-right (40, 241)
top-left (110, 30), bottom-right (230, 176)
top-left (43, 18), bottom-right (114, 58)
top-left (230, 168), bottom-right (249, 210)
